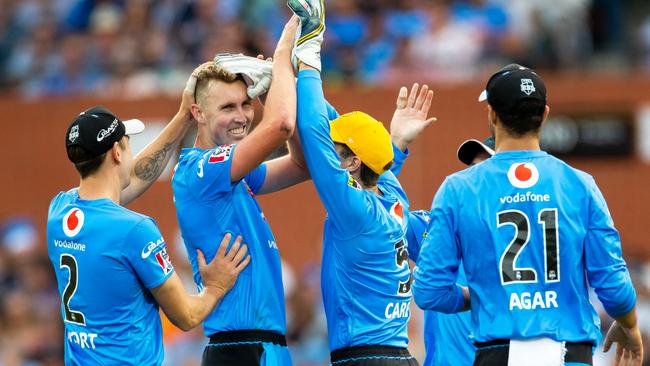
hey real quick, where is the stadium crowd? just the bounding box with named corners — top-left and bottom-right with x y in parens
top-left (0, 0), bottom-right (648, 98)
top-left (2, 1), bottom-right (650, 365)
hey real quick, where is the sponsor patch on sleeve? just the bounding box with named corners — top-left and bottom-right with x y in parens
top-left (208, 144), bottom-right (234, 164)
top-left (154, 247), bottom-right (174, 275)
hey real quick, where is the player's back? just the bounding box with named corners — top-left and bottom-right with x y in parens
top-left (322, 175), bottom-right (412, 351)
top-left (449, 150), bottom-right (635, 344)
top-left (172, 147), bottom-right (286, 336)
top-left (47, 189), bottom-right (167, 365)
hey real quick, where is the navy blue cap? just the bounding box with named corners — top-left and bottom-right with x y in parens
top-left (479, 64), bottom-right (546, 116)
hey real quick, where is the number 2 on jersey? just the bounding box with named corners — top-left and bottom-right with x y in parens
top-left (60, 254), bottom-right (86, 325)
top-left (497, 209), bottom-right (559, 285)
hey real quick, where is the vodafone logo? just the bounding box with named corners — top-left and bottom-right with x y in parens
top-left (62, 208), bottom-right (85, 237)
top-left (507, 163), bottom-right (539, 188)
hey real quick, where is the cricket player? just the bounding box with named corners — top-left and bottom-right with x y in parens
top-left (47, 83), bottom-right (250, 364)
top-left (406, 138), bottom-right (495, 366)
top-left (412, 64), bottom-right (642, 366)
top-left (172, 17), bottom-right (308, 365)
top-left (290, 2), bottom-right (436, 364)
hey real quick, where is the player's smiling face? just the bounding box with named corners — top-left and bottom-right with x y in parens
top-left (199, 79), bottom-right (254, 146)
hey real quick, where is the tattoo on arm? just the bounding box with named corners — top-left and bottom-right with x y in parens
top-left (134, 143), bottom-right (173, 182)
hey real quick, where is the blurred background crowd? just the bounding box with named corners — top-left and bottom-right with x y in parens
top-left (0, 0), bottom-right (649, 98)
top-left (1, 0), bottom-right (650, 365)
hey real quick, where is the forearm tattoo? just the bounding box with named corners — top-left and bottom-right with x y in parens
top-left (134, 143), bottom-right (173, 182)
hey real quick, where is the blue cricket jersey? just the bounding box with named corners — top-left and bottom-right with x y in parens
top-left (172, 145), bottom-right (286, 336)
top-left (407, 210), bottom-right (474, 366)
top-left (297, 69), bottom-right (412, 351)
top-left (412, 150), bottom-right (636, 346)
top-left (47, 189), bottom-right (173, 365)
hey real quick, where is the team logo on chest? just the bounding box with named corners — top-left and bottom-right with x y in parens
top-left (62, 208), bottom-right (85, 237)
top-left (208, 144), bottom-right (233, 163)
top-left (507, 163), bottom-right (539, 189)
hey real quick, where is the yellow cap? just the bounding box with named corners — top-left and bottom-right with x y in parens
top-left (329, 111), bottom-right (394, 174)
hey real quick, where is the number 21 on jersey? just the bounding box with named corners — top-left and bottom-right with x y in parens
top-left (497, 208), bottom-right (559, 285)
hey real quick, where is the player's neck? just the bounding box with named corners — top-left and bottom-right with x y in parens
top-left (495, 133), bottom-right (540, 152)
top-left (77, 169), bottom-right (122, 204)
top-left (354, 175), bottom-right (381, 195)
top-left (194, 133), bottom-right (215, 150)
top-left (367, 185), bottom-right (381, 195)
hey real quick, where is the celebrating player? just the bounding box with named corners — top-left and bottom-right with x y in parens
top-left (290, 1), bottom-right (435, 364)
top-left (47, 66), bottom-right (250, 365)
top-left (412, 64), bottom-right (642, 366)
top-left (171, 16), bottom-right (308, 366)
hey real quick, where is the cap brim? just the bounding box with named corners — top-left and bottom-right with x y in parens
top-left (123, 119), bottom-right (145, 136)
top-left (457, 139), bottom-right (495, 166)
top-left (478, 90), bottom-right (488, 102)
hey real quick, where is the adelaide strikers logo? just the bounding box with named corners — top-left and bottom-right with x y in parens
top-left (507, 163), bottom-right (539, 188)
top-left (520, 78), bottom-right (536, 96)
top-left (62, 208), bottom-right (85, 237)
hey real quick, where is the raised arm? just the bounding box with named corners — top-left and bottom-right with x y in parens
top-left (296, 69), bottom-right (370, 235)
top-left (255, 80), bottom-right (341, 195)
top-left (228, 17), bottom-right (299, 183)
top-left (120, 63), bottom-right (210, 205)
top-left (388, 83), bottom-right (436, 176)
top-left (256, 130), bottom-right (309, 194)
top-left (151, 234), bottom-right (250, 331)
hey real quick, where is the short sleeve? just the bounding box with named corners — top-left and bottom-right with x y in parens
top-left (186, 144), bottom-right (237, 201)
top-left (124, 218), bottom-right (174, 289)
top-left (244, 163), bottom-right (267, 195)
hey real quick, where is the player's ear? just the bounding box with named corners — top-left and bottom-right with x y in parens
top-left (347, 156), bottom-right (362, 174)
top-left (110, 141), bottom-right (122, 164)
top-left (191, 103), bottom-right (203, 125)
top-left (487, 105), bottom-right (497, 127)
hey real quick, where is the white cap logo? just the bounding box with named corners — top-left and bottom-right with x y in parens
top-left (97, 119), bottom-right (119, 142)
top-left (521, 78), bottom-right (536, 96)
top-left (68, 125), bottom-right (79, 142)
top-left (62, 208), bottom-right (85, 237)
top-left (507, 163), bottom-right (539, 188)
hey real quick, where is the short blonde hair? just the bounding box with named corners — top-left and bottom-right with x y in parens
top-left (194, 63), bottom-right (244, 104)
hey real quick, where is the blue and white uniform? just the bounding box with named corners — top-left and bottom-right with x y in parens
top-left (172, 142), bottom-right (290, 364)
top-left (413, 150), bottom-right (636, 347)
top-left (47, 189), bottom-right (173, 365)
top-left (297, 69), bottom-right (413, 355)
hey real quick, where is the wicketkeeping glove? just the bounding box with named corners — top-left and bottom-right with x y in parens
top-left (287, 0), bottom-right (325, 72)
top-left (213, 53), bottom-right (273, 99)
